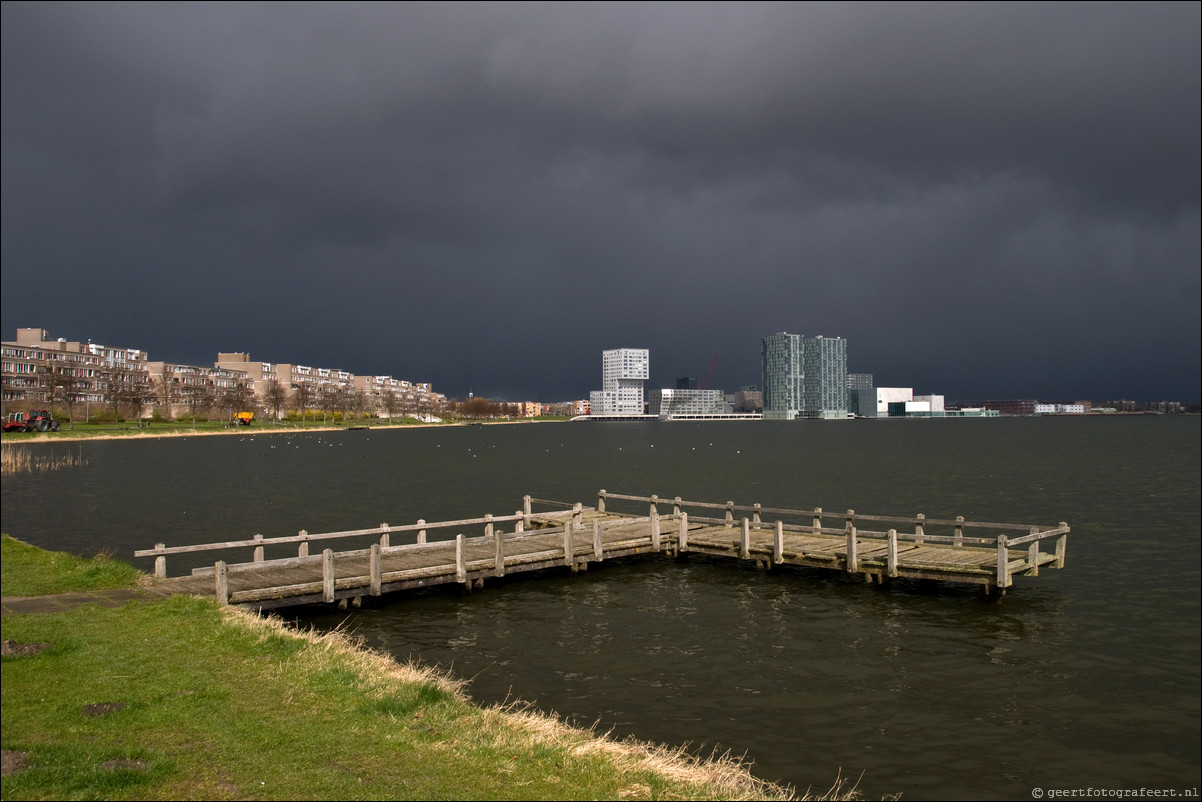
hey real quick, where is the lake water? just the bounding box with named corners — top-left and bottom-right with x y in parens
top-left (2, 417), bottom-right (1199, 800)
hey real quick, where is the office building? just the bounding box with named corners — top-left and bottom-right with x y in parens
top-left (801, 335), bottom-right (848, 419)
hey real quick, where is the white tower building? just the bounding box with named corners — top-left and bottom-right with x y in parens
top-left (590, 348), bottom-right (649, 415)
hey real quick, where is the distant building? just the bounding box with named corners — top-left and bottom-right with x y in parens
top-left (761, 332), bottom-right (804, 420)
top-left (649, 388), bottom-right (727, 418)
top-left (847, 373), bottom-right (874, 390)
top-left (589, 348), bottom-right (650, 416)
top-left (801, 335), bottom-right (849, 419)
top-left (761, 333), bottom-right (849, 419)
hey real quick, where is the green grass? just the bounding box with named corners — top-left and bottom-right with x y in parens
top-left (1, 535), bottom-right (142, 597)
top-left (1, 538), bottom-right (804, 801)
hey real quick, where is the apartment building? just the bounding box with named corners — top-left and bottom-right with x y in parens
top-left (590, 348), bottom-right (650, 416)
top-left (2, 328), bottom-right (150, 413)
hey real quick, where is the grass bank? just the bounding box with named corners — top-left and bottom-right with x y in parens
top-left (1, 536), bottom-right (832, 801)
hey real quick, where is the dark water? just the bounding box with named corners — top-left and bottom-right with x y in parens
top-left (3, 417), bottom-right (1199, 800)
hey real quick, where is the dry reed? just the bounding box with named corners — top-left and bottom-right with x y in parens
top-left (0, 443), bottom-right (87, 475)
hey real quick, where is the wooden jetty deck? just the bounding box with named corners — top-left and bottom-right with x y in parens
top-left (135, 491), bottom-right (1069, 609)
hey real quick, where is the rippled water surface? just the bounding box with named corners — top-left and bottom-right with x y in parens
top-left (3, 417), bottom-right (1199, 800)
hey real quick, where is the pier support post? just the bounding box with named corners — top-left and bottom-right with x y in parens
top-left (494, 527), bottom-right (506, 577)
top-left (1028, 527), bottom-right (1041, 576)
top-left (456, 535), bottom-right (467, 583)
top-left (298, 530), bottom-right (308, 557)
top-left (996, 535), bottom-right (1010, 588)
top-left (564, 520), bottom-right (575, 566)
top-left (215, 561), bottom-right (228, 605)
top-left (887, 529), bottom-right (899, 577)
top-left (651, 509), bottom-right (661, 551)
top-left (845, 511), bottom-right (859, 573)
top-left (154, 543), bottom-right (166, 578)
top-left (322, 549), bottom-right (334, 603)
top-left (679, 512), bottom-right (689, 551)
top-left (593, 519), bottom-right (603, 561)
top-left (370, 543), bottom-right (381, 596)
top-left (774, 520), bottom-right (784, 564)
top-left (740, 518), bottom-right (750, 559)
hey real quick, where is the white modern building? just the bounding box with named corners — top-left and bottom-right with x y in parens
top-left (590, 348), bottom-right (650, 416)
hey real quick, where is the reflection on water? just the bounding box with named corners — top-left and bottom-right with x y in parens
top-left (2, 417), bottom-right (1199, 799)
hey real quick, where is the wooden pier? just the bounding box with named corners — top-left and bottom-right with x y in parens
top-left (135, 491), bottom-right (1069, 609)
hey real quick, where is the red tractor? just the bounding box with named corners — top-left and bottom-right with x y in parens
top-left (2, 409), bottom-right (62, 433)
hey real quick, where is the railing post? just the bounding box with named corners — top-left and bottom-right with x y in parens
top-left (845, 510), bottom-right (858, 573)
top-left (813, 507), bottom-right (823, 534)
top-left (753, 503), bottom-right (762, 526)
top-left (887, 529), bottom-right (899, 577)
top-left (996, 534), bottom-right (1010, 588)
top-left (370, 543), bottom-right (382, 596)
top-left (154, 543), bottom-right (166, 578)
top-left (593, 519), bottom-right (603, 561)
top-left (215, 560), bottom-right (228, 605)
top-left (597, 489), bottom-right (606, 513)
top-left (914, 514), bottom-right (925, 545)
top-left (650, 494), bottom-right (659, 518)
top-left (1055, 523), bottom-right (1069, 568)
top-left (725, 501), bottom-right (735, 527)
top-left (679, 512), bottom-right (689, 551)
top-left (774, 520), bottom-right (783, 564)
top-left (514, 511), bottom-right (524, 534)
top-left (740, 518), bottom-right (750, 559)
top-left (673, 496), bottom-right (682, 517)
top-left (253, 534), bottom-right (264, 563)
top-left (484, 514), bottom-right (494, 540)
top-left (322, 548), bottom-right (335, 603)
top-left (523, 495), bottom-right (532, 526)
top-left (455, 534), bottom-right (466, 583)
top-left (954, 516), bottom-right (965, 547)
top-left (572, 502), bottom-right (583, 529)
top-left (417, 519), bottom-right (427, 544)
top-left (651, 508), bottom-right (661, 550)
top-left (297, 530), bottom-right (308, 557)
top-left (494, 525), bottom-right (506, 577)
top-left (1027, 527), bottom-right (1041, 575)
top-left (380, 523), bottom-right (390, 548)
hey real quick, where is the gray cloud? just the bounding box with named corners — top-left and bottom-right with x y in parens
top-left (3, 1), bottom-right (1198, 402)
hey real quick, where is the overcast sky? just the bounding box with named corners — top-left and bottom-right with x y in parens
top-left (3, 2), bottom-right (1198, 403)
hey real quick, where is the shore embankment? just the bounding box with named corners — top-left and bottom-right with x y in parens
top-left (0, 535), bottom-right (817, 800)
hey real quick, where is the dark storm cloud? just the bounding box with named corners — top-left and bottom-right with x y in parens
top-left (3, 1), bottom-right (1198, 402)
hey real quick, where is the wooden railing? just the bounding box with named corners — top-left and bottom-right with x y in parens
top-left (594, 489), bottom-right (1069, 588)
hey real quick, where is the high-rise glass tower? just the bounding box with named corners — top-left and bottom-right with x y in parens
top-left (761, 332), bottom-right (803, 420)
top-left (802, 335), bottom-right (848, 419)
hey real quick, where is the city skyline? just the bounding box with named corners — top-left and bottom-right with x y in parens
top-left (3, 3), bottom-right (1198, 403)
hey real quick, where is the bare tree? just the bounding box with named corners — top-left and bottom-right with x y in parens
top-left (218, 383), bottom-right (254, 425)
top-left (155, 365), bottom-right (177, 421)
top-left (292, 382), bottom-right (315, 422)
top-left (48, 364), bottom-right (83, 429)
top-left (380, 388), bottom-right (403, 421)
top-left (263, 378), bottom-right (289, 422)
top-left (318, 385), bottom-right (340, 424)
top-left (182, 382), bottom-right (214, 424)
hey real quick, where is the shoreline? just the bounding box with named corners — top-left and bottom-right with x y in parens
top-left (1, 418), bottom-right (561, 445)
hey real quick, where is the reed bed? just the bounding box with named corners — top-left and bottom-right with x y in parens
top-left (0, 443), bottom-right (87, 474)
